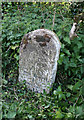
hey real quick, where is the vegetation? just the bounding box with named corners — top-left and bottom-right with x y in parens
top-left (1, 2), bottom-right (84, 119)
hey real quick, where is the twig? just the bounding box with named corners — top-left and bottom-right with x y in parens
top-left (6, 46), bottom-right (11, 53)
top-left (60, 10), bottom-right (64, 21)
top-left (74, 95), bottom-right (80, 107)
top-left (52, 9), bottom-right (56, 31)
top-left (40, 4), bottom-right (45, 27)
top-left (66, 107), bottom-right (70, 112)
top-left (13, 87), bottom-right (18, 100)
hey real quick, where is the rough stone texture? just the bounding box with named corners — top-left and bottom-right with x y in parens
top-left (19, 29), bottom-right (61, 93)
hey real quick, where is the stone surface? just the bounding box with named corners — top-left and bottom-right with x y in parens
top-left (19, 29), bottom-right (61, 93)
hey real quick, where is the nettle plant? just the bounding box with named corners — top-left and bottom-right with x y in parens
top-left (2, 2), bottom-right (84, 119)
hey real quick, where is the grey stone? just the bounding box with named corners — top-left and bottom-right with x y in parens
top-left (19, 29), bottom-right (61, 93)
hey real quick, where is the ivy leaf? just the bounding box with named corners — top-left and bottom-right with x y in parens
top-left (61, 44), bottom-right (65, 48)
top-left (66, 92), bottom-right (71, 97)
top-left (3, 79), bottom-right (8, 85)
top-left (11, 45), bottom-right (18, 50)
top-left (59, 93), bottom-right (66, 100)
top-left (57, 31), bottom-right (62, 36)
top-left (56, 111), bottom-right (64, 118)
top-left (7, 111), bottom-right (16, 118)
top-left (67, 85), bottom-right (73, 90)
top-left (44, 104), bottom-right (50, 109)
top-left (77, 41), bottom-right (82, 49)
top-left (66, 113), bottom-right (72, 118)
top-left (72, 81), bottom-right (82, 92)
top-left (58, 53), bottom-right (65, 65)
top-left (76, 106), bottom-right (83, 116)
top-left (28, 115), bottom-right (33, 119)
top-left (64, 37), bottom-right (71, 44)
top-left (7, 43), bottom-right (10, 47)
top-left (69, 62), bottom-right (77, 67)
top-left (14, 54), bottom-right (19, 60)
top-left (64, 49), bottom-right (71, 55)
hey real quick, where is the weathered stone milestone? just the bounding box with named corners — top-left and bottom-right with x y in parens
top-left (19, 29), bottom-right (61, 93)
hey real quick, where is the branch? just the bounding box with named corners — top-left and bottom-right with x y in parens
top-left (13, 88), bottom-right (18, 100)
top-left (60, 10), bottom-right (64, 21)
top-left (74, 95), bottom-right (80, 107)
top-left (52, 9), bottom-right (56, 31)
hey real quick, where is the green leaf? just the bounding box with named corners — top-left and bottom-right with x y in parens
top-left (68, 105), bottom-right (75, 113)
top-left (64, 37), bottom-right (71, 44)
top-left (61, 44), bottom-right (65, 48)
top-left (14, 54), bottom-right (19, 60)
top-left (72, 81), bottom-right (82, 92)
top-left (66, 92), bottom-right (71, 97)
top-left (69, 62), bottom-right (77, 67)
top-left (7, 111), bottom-right (16, 118)
top-left (59, 93), bottom-right (65, 100)
top-left (44, 104), bottom-right (50, 109)
top-left (60, 53), bottom-right (65, 57)
top-left (76, 106), bottom-right (83, 116)
top-left (58, 53), bottom-right (65, 65)
top-left (11, 45), bottom-right (18, 50)
top-left (67, 85), bottom-right (73, 90)
top-left (28, 115), bottom-right (33, 119)
top-left (66, 113), bottom-right (72, 118)
top-left (3, 79), bottom-right (8, 84)
top-left (57, 86), bottom-right (62, 92)
top-left (77, 41), bottom-right (82, 49)
top-left (7, 43), bottom-right (10, 46)
top-left (64, 49), bottom-right (71, 55)
top-left (56, 111), bottom-right (64, 118)
top-left (57, 31), bottom-right (62, 36)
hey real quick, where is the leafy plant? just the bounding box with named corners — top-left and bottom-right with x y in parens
top-left (2, 2), bottom-right (84, 119)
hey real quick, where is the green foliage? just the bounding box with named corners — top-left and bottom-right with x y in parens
top-left (2, 2), bottom-right (84, 119)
